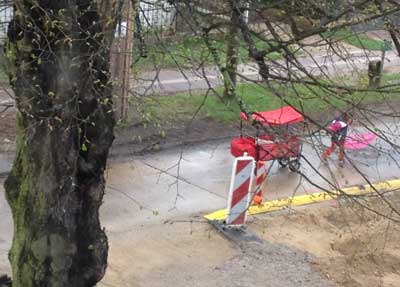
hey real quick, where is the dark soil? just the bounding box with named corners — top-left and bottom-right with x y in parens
top-left (0, 105), bottom-right (240, 158)
top-left (2, 92), bottom-right (400, 160)
top-left (111, 116), bottom-right (239, 159)
top-left (0, 84), bottom-right (241, 157)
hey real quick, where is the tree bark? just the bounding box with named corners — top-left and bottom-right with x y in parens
top-left (4, 1), bottom-right (121, 286)
top-left (388, 27), bottom-right (400, 57)
top-left (368, 60), bottom-right (382, 89)
top-left (223, 0), bottom-right (242, 99)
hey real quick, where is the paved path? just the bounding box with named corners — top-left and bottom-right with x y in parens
top-left (133, 50), bottom-right (400, 94)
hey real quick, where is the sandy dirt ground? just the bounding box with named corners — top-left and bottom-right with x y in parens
top-left (97, 196), bottom-right (400, 287)
top-left (99, 217), bottom-right (334, 287)
top-left (251, 194), bottom-right (400, 287)
top-left (96, 195), bottom-right (400, 287)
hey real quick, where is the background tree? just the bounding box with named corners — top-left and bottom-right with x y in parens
top-left (223, 0), bottom-right (242, 99)
top-left (3, 0), bottom-right (124, 286)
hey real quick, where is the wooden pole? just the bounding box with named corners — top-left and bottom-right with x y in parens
top-left (111, 0), bottom-right (134, 121)
top-left (120, 0), bottom-right (134, 120)
top-left (110, 23), bottom-right (123, 120)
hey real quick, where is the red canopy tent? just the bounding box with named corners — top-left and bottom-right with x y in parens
top-left (240, 106), bottom-right (304, 126)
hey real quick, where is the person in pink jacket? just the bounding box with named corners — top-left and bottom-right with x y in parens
top-left (322, 112), bottom-right (352, 166)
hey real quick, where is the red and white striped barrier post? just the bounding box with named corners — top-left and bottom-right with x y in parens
top-left (226, 154), bottom-right (255, 226)
top-left (252, 161), bottom-right (267, 205)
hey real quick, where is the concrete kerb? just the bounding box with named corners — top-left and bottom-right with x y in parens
top-left (204, 179), bottom-right (400, 222)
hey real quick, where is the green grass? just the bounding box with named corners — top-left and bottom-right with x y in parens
top-left (133, 35), bottom-right (285, 71)
top-left (0, 70), bottom-right (8, 84)
top-left (132, 29), bottom-right (386, 72)
top-left (323, 29), bottom-right (387, 51)
top-left (136, 73), bottom-right (400, 126)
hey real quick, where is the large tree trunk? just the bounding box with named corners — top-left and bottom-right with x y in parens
top-left (4, 1), bottom-right (122, 286)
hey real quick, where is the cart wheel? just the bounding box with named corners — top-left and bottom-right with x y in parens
top-left (289, 159), bottom-right (301, 172)
top-left (278, 158), bottom-right (289, 167)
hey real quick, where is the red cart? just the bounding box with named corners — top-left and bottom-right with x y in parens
top-left (231, 106), bottom-right (304, 172)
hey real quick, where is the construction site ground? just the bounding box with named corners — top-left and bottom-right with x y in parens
top-left (102, 200), bottom-right (400, 287)
top-left (2, 179), bottom-right (399, 287)
top-left (1, 133), bottom-right (400, 287)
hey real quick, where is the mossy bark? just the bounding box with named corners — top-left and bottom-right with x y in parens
top-left (368, 60), bottom-right (381, 89)
top-left (4, 1), bottom-right (120, 286)
top-left (223, 0), bottom-right (241, 100)
top-left (388, 27), bottom-right (400, 57)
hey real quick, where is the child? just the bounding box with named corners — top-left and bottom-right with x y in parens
top-left (322, 112), bottom-right (352, 166)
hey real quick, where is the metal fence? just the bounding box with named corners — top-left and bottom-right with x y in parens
top-left (0, 1), bottom-right (226, 43)
top-left (137, 1), bottom-right (257, 41)
top-left (137, 0), bottom-right (230, 41)
top-left (140, 0), bottom-right (176, 29)
top-left (0, 1), bottom-right (13, 43)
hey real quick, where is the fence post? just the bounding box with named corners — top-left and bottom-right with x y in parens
top-left (0, 1), bottom-right (14, 44)
top-left (111, 0), bottom-right (134, 121)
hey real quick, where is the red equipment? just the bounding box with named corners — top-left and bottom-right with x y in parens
top-left (231, 106), bottom-right (304, 172)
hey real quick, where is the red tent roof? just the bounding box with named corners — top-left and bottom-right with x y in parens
top-left (240, 106), bottom-right (304, 126)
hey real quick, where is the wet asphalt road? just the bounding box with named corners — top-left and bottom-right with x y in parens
top-left (102, 121), bottom-right (400, 233)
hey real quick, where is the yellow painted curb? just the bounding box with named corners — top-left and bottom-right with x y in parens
top-left (204, 179), bottom-right (400, 221)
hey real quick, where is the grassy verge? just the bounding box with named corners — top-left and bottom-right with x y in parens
top-left (133, 35), bottom-right (285, 71)
top-left (0, 70), bottom-right (8, 85)
top-left (133, 29), bottom-right (386, 71)
top-left (133, 73), bottom-right (400, 126)
top-left (323, 29), bottom-right (387, 51)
